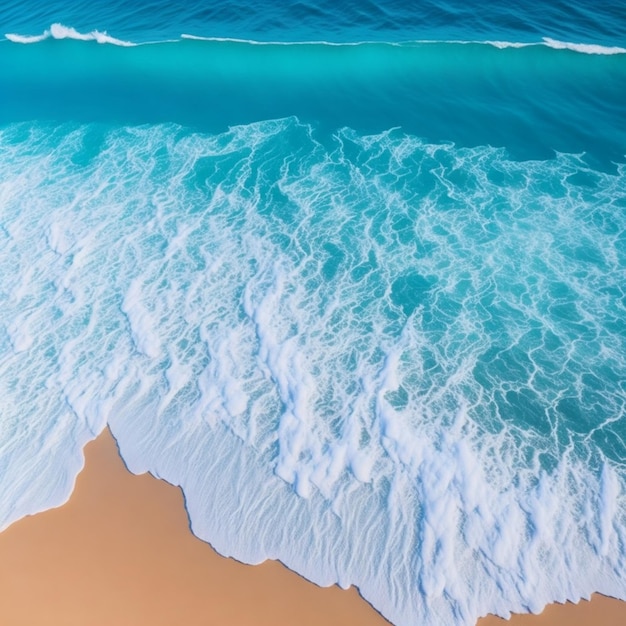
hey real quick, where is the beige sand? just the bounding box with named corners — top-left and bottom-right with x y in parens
top-left (0, 428), bottom-right (390, 626)
top-left (0, 427), bottom-right (624, 626)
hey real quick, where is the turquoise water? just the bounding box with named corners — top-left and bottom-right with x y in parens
top-left (1, 2), bottom-right (625, 625)
top-left (1, 38), bottom-right (625, 165)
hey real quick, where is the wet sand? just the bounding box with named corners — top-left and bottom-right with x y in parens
top-left (0, 427), bottom-right (624, 626)
top-left (478, 594), bottom-right (626, 625)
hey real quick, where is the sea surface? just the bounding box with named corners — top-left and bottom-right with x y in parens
top-left (1, 1), bottom-right (625, 624)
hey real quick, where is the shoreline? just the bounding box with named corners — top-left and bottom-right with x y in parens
top-left (0, 427), bottom-right (390, 626)
top-left (0, 427), bottom-right (624, 625)
top-left (478, 593), bottom-right (626, 625)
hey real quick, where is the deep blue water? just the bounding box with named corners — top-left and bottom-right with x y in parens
top-left (3, 0), bottom-right (626, 45)
top-left (1, 2), bottom-right (625, 625)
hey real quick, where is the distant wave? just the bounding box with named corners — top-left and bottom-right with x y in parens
top-left (540, 37), bottom-right (626, 55)
top-left (5, 23), bottom-right (135, 46)
top-left (488, 37), bottom-right (626, 55)
top-left (4, 24), bottom-right (626, 55)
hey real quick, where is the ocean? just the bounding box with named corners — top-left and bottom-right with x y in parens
top-left (0, 1), bottom-right (625, 624)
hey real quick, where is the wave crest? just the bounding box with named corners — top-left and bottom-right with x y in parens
top-left (4, 25), bottom-right (626, 55)
top-left (541, 36), bottom-right (626, 55)
top-left (5, 23), bottom-right (135, 46)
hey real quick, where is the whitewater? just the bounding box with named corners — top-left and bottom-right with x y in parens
top-left (1, 2), bottom-right (625, 624)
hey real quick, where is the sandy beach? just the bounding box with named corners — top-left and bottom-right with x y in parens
top-left (0, 427), bottom-right (624, 626)
top-left (0, 427), bottom-right (390, 626)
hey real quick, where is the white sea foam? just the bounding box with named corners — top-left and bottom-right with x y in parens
top-left (465, 38), bottom-right (626, 54)
top-left (541, 37), bottom-right (626, 55)
top-left (486, 40), bottom-right (528, 49)
top-left (5, 32), bottom-right (49, 43)
top-left (5, 23), bottom-right (135, 46)
top-left (0, 121), bottom-right (625, 625)
top-left (180, 33), bottom-right (399, 47)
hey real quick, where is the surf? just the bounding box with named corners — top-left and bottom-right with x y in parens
top-left (1, 117), bottom-right (625, 624)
